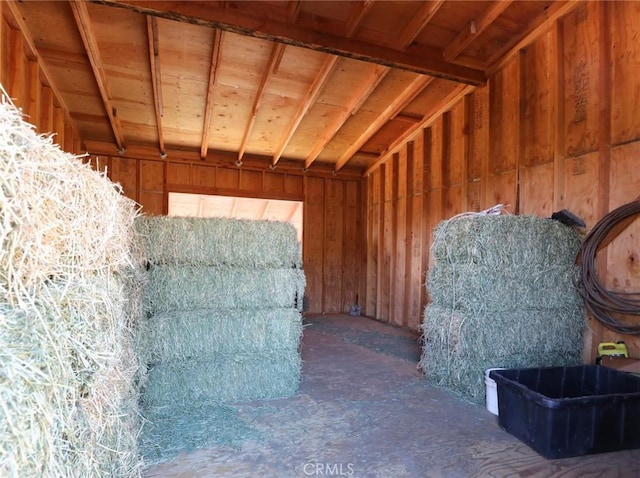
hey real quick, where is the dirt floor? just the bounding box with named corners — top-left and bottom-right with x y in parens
top-left (143, 314), bottom-right (640, 478)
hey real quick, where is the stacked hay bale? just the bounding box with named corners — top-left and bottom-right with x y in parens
top-left (134, 216), bottom-right (305, 461)
top-left (0, 98), bottom-right (142, 476)
top-left (419, 212), bottom-right (585, 402)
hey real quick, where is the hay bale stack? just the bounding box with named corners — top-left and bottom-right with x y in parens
top-left (419, 213), bottom-right (584, 402)
top-left (135, 216), bottom-right (305, 462)
top-left (0, 98), bottom-right (142, 477)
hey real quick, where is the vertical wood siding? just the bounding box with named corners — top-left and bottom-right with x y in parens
top-left (363, 3), bottom-right (640, 360)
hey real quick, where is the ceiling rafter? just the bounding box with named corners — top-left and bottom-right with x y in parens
top-left (230, 197), bottom-right (238, 217)
top-left (3, 2), bottom-right (76, 134)
top-left (272, 0), bottom-right (375, 167)
top-left (146, 15), bottom-right (165, 157)
top-left (395, 0), bottom-right (445, 50)
top-left (201, 29), bottom-right (223, 160)
top-left (304, 64), bottom-right (388, 169)
top-left (334, 74), bottom-right (433, 173)
top-left (236, 0), bottom-right (302, 163)
top-left (443, 1), bottom-right (513, 62)
top-left (365, 83), bottom-right (476, 177)
top-left (271, 0), bottom-right (303, 75)
top-left (287, 202), bottom-right (300, 222)
top-left (69, 0), bottom-right (125, 152)
top-left (92, 0), bottom-right (486, 85)
top-left (259, 200), bottom-right (270, 220)
top-left (237, 42), bottom-right (285, 162)
top-left (286, 1), bottom-right (302, 23)
top-left (272, 55), bottom-right (338, 167)
top-left (318, 1), bottom-right (446, 171)
top-left (488, 0), bottom-right (579, 73)
top-left (345, 0), bottom-right (376, 38)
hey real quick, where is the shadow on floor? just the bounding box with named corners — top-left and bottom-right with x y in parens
top-left (143, 314), bottom-right (640, 478)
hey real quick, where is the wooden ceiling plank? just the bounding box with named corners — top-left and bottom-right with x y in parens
top-left (273, 54), bottom-right (338, 166)
top-left (334, 74), bottom-right (433, 172)
top-left (395, 0), bottom-right (445, 50)
top-left (69, 0), bottom-right (125, 151)
top-left (238, 42), bottom-right (284, 162)
top-left (201, 29), bottom-right (223, 160)
top-left (443, 1), bottom-right (513, 62)
top-left (146, 15), bottom-right (166, 156)
top-left (93, 0), bottom-right (486, 85)
top-left (304, 63), bottom-right (389, 169)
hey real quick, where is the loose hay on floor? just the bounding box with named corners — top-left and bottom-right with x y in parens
top-left (420, 212), bottom-right (585, 402)
top-left (139, 404), bottom-right (260, 465)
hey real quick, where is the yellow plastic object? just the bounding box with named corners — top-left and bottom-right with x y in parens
top-left (598, 342), bottom-right (629, 358)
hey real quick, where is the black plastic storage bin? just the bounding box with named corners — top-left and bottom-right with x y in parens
top-left (489, 365), bottom-right (640, 459)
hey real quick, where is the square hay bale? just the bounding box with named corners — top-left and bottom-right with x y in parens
top-left (135, 216), bottom-right (302, 268)
top-left (427, 264), bottom-right (582, 313)
top-left (431, 215), bottom-right (582, 268)
top-left (419, 305), bottom-right (583, 402)
top-left (146, 265), bottom-right (306, 313)
top-left (142, 352), bottom-right (301, 407)
top-left (0, 97), bottom-right (142, 477)
top-left (421, 212), bottom-right (585, 402)
top-left (138, 308), bottom-right (303, 363)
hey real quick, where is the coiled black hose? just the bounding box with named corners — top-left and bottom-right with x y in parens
top-left (577, 200), bottom-right (640, 335)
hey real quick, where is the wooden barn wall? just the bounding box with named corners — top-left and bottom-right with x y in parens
top-left (93, 153), bottom-right (363, 316)
top-left (364, 2), bottom-right (640, 360)
top-left (0, 2), bottom-right (82, 154)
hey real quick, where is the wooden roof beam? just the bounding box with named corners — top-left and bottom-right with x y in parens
top-left (272, 1), bottom-right (302, 76)
top-left (334, 74), bottom-right (433, 173)
top-left (201, 29), bottom-right (223, 160)
top-left (93, 0), bottom-right (486, 85)
top-left (443, 1), bottom-right (512, 62)
top-left (70, 1), bottom-right (125, 152)
top-left (146, 15), bottom-right (166, 157)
